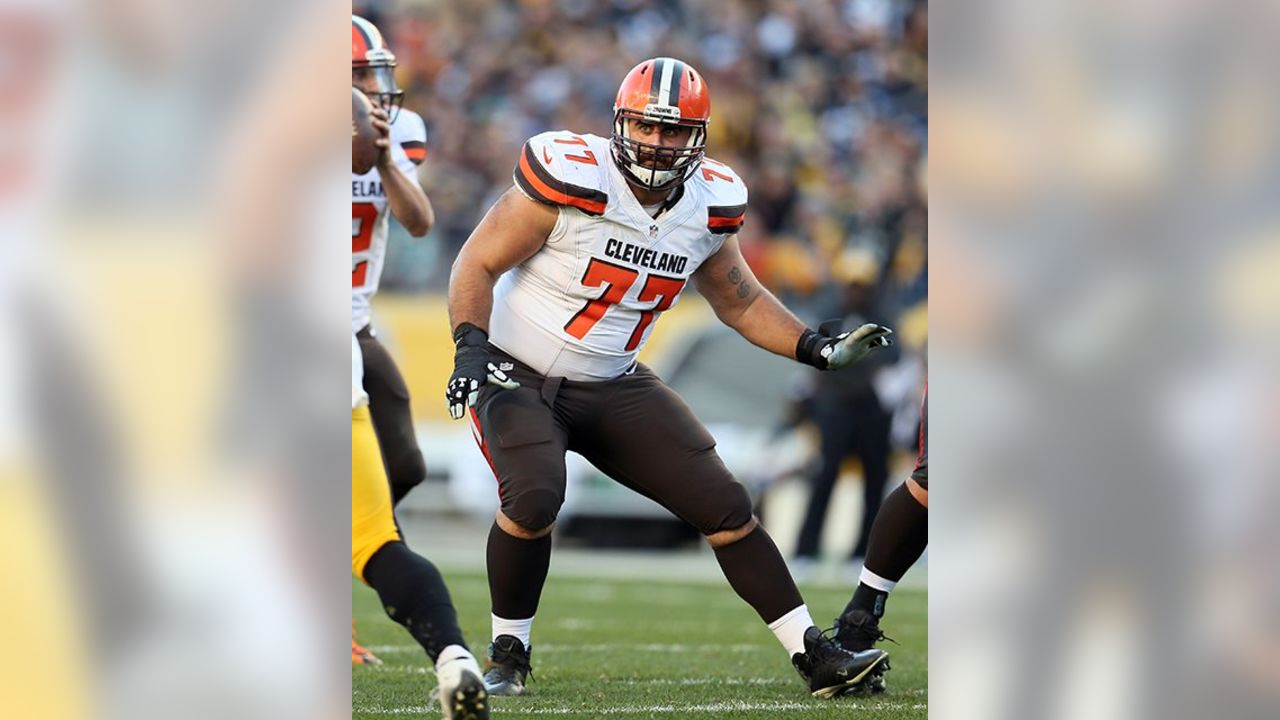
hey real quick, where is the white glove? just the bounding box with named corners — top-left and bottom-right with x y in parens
top-left (820, 323), bottom-right (894, 369)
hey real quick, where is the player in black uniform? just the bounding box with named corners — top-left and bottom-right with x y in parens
top-left (832, 387), bottom-right (928, 692)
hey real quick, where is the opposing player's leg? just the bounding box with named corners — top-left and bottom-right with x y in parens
top-left (357, 328), bottom-right (428, 505)
top-left (353, 406), bottom-right (489, 719)
top-left (571, 366), bottom-right (888, 697)
top-left (834, 389), bottom-right (928, 693)
top-left (468, 355), bottom-right (571, 696)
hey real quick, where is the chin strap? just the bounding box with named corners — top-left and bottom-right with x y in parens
top-left (660, 183), bottom-right (685, 211)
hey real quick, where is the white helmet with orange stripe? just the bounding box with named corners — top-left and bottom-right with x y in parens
top-left (351, 15), bottom-right (404, 123)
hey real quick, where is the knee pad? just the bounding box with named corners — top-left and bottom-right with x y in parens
top-left (504, 487), bottom-right (563, 533)
top-left (387, 447), bottom-right (427, 495)
top-left (696, 483), bottom-right (755, 536)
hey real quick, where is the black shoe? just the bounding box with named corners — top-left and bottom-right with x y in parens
top-left (834, 609), bottom-right (894, 694)
top-left (483, 635), bottom-right (532, 696)
top-left (791, 626), bottom-right (889, 698)
top-left (834, 608), bottom-right (890, 652)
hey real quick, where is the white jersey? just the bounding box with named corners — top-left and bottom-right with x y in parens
top-left (351, 108), bottom-right (427, 333)
top-left (352, 333), bottom-right (367, 410)
top-left (492, 131), bottom-right (747, 381)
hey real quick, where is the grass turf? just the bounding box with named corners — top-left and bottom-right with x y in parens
top-left (353, 570), bottom-right (926, 719)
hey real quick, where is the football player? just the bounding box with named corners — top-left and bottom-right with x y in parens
top-left (351, 14), bottom-right (434, 668)
top-left (353, 335), bottom-right (490, 720)
top-left (446, 58), bottom-right (895, 698)
top-left (831, 386), bottom-right (928, 691)
top-left (351, 15), bottom-right (434, 507)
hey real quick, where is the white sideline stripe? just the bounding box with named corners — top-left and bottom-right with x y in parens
top-left (354, 700), bottom-right (928, 715)
top-left (366, 642), bottom-right (762, 654)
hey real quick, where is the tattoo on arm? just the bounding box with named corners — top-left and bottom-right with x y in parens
top-left (727, 265), bottom-right (753, 301)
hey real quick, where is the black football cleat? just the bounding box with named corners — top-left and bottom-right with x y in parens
top-left (834, 608), bottom-right (890, 652)
top-left (483, 634), bottom-right (532, 696)
top-left (834, 608), bottom-right (893, 693)
top-left (791, 626), bottom-right (889, 698)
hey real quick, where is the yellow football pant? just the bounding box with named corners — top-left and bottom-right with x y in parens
top-left (352, 405), bottom-right (401, 581)
top-left (0, 470), bottom-right (90, 719)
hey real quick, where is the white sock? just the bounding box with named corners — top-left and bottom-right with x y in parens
top-left (435, 644), bottom-right (477, 672)
top-left (492, 614), bottom-right (534, 647)
top-left (860, 567), bottom-right (898, 593)
top-left (768, 604), bottom-right (815, 657)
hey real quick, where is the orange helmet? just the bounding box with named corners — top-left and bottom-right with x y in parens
top-left (612, 58), bottom-right (710, 191)
top-left (352, 15), bottom-right (403, 122)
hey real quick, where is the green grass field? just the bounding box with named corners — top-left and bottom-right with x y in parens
top-left (353, 570), bottom-right (927, 719)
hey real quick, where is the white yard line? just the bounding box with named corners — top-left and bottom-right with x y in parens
top-left (365, 642), bottom-right (763, 654)
top-left (354, 700), bottom-right (927, 715)
top-left (361, 666), bottom-right (929, 699)
top-left (364, 667), bottom-right (791, 686)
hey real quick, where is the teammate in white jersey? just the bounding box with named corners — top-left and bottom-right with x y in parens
top-left (351, 15), bottom-right (434, 508)
top-left (447, 58), bottom-right (895, 698)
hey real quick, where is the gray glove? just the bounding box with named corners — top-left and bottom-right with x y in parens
top-left (797, 323), bottom-right (894, 370)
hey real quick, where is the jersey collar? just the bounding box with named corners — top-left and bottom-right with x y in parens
top-left (608, 158), bottom-right (697, 240)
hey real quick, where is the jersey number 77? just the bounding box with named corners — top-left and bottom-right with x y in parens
top-left (564, 258), bottom-right (685, 351)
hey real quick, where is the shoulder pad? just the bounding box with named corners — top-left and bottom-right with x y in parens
top-left (696, 157), bottom-right (748, 235)
top-left (513, 131), bottom-right (609, 217)
top-left (392, 110), bottom-right (428, 164)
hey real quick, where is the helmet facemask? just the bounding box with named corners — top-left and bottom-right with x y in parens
top-left (352, 48), bottom-right (404, 124)
top-left (611, 108), bottom-right (706, 192)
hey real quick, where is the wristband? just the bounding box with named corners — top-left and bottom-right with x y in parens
top-left (796, 328), bottom-right (829, 370)
top-left (453, 322), bottom-right (489, 349)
